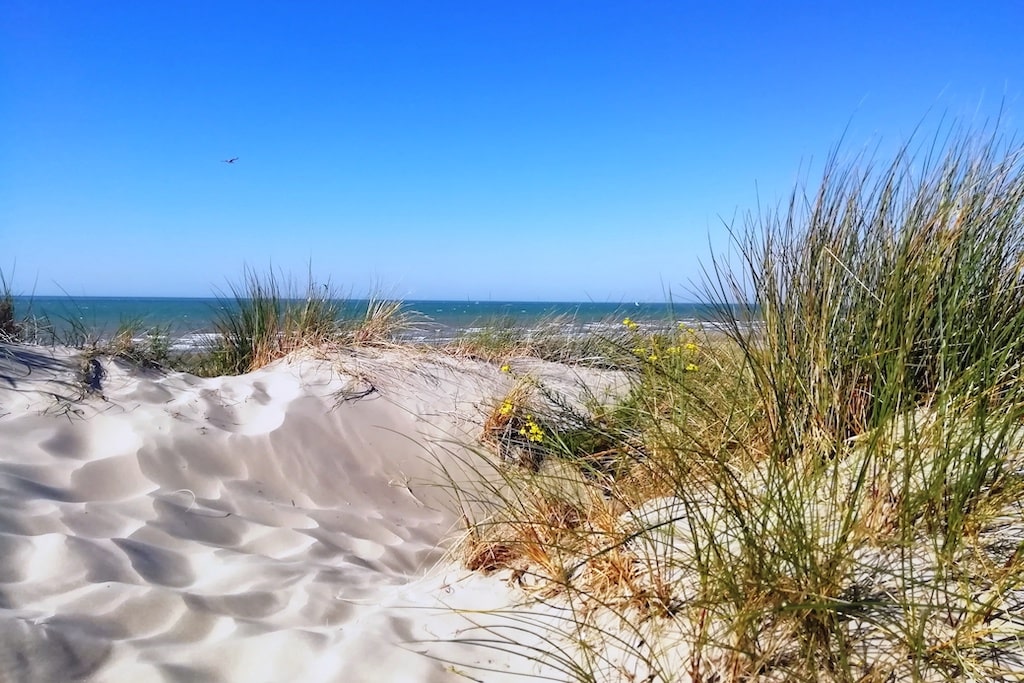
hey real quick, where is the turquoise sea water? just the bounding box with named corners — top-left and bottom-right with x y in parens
top-left (11, 296), bottom-right (729, 349)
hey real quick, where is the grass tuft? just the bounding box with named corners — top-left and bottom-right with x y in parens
top-left (348, 292), bottom-right (414, 345)
top-left (194, 266), bottom-right (341, 375)
top-left (0, 269), bottom-right (15, 340)
top-left (446, 313), bottom-right (635, 368)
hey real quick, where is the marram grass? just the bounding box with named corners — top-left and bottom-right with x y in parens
top-left (449, 126), bottom-right (1024, 682)
top-left (0, 266), bottom-right (415, 376)
top-left (191, 268), bottom-right (411, 376)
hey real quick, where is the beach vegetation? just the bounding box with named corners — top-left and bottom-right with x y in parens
top-left (0, 276), bottom-right (174, 367)
top-left (449, 124), bottom-right (1024, 681)
top-left (445, 312), bottom-right (646, 368)
top-left (183, 268), bottom-right (413, 376)
top-left (0, 265), bottom-right (416, 377)
top-left (348, 292), bottom-right (415, 345)
top-left (42, 301), bottom-right (173, 370)
top-left (187, 266), bottom-right (343, 376)
top-left (52, 316), bottom-right (174, 389)
top-left (0, 267), bottom-right (52, 345)
top-left (0, 269), bottom-right (17, 340)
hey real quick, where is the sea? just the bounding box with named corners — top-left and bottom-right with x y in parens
top-left (10, 296), bottom-right (733, 351)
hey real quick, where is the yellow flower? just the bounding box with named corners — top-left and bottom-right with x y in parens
top-left (666, 346), bottom-right (680, 355)
top-left (523, 419), bottom-right (544, 442)
top-left (499, 401), bottom-right (514, 416)
top-left (632, 346), bottom-right (646, 356)
top-left (500, 364), bottom-right (512, 373)
top-left (622, 317), bottom-right (638, 331)
top-left (685, 342), bottom-right (698, 352)
top-left (647, 354), bottom-right (658, 362)
top-left (517, 415), bottom-right (544, 442)
top-left (685, 363), bottom-right (699, 372)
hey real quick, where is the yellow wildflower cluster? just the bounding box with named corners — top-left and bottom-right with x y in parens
top-left (499, 401), bottom-right (514, 416)
top-left (626, 319), bottom-right (702, 372)
top-left (679, 324), bottom-right (701, 372)
top-left (519, 416), bottom-right (544, 443)
top-left (500, 363), bottom-right (512, 374)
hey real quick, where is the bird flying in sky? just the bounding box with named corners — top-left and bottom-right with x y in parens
top-left (222, 157), bottom-right (238, 164)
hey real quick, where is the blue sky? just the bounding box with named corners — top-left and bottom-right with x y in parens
top-left (3, 2), bottom-right (1023, 301)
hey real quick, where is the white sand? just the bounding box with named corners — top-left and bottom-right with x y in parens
top-left (0, 344), bottom-right (610, 683)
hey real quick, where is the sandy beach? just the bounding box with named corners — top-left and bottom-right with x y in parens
top-left (5, 329), bottom-right (1024, 683)
top-left (0, 343), bottom-right (620, 682)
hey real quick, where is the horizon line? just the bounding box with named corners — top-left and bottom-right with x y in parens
top-left (12, 293), bottom-right (704, 306)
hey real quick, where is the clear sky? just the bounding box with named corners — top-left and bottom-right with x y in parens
top-left (3, 2), bottom-right (1023, 301)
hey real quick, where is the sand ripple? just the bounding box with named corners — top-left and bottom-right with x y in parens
top-left (0, 346), bottom-right (569, 682)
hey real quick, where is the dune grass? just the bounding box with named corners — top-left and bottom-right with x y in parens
top-left (49, 310), bottom-right (172, 367)
top-left (0, 266), bottom-right (413, 377)
top-left (448, 126), bottom-right (1024, 681)
top-left (184, 268), bottom-right (412, 376)
top-left (0, 269), bottom-right (61, 346)
top-left (348, 292), bottom-right (416, 345)
top-left (443, 312), bottom-right (645, 368)
top-left (0, 269), bottom-right (16, 341)
top-left (0, 269), bottom-right (177, 366)
top-left (189, 267), bottom-right (341, 375)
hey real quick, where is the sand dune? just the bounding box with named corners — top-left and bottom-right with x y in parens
top-left (0, 344), bottom-right (601, 682)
